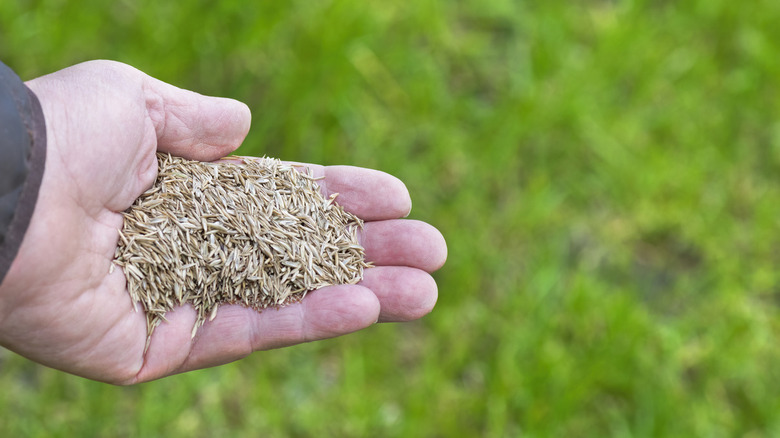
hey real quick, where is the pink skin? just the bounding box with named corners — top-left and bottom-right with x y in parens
top-left (0, 60), bottom-right (447, 384)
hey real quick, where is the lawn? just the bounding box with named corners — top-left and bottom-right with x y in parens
top-left (2, 0), bottom-right (780, 436)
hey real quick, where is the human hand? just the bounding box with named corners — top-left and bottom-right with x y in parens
top-left (0, 60), bottom-right (446, 384)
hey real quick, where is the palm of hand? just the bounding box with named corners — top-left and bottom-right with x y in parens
top-left (0, 61), bottom-right (445, 384)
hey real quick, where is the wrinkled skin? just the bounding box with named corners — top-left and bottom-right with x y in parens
top-left (0, 61), bottom-right (446, 384)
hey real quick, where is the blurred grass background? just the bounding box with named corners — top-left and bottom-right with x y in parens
top-left (2, 0), bottom-right (780, 436)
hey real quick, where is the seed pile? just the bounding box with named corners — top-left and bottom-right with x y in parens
top-left (113, 153), bottom-right (370, 341)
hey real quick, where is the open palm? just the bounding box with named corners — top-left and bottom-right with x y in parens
top-left (0, 61), bottom-right (446, 384)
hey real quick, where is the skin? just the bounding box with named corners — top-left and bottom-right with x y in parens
top-left (0, 60), bottom-right (447, 385)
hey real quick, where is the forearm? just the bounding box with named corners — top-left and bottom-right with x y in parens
top-left (0, 61), bottom-right (47, 287)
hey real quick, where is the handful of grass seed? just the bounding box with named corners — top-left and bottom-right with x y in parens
top-left (113, 153), bottom-right (369, 341)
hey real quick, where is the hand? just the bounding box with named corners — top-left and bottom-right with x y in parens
top-left (0, 60), bottom-right (446, 384)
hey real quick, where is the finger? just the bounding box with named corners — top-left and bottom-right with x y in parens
top-left (360, 266), bottom-right (438, 322)
top-left (360, 219), bottom-right (448, 272)
top-left (136, 285), bottom-right (380, 379)
top-left (299, 164), bottom-right (412, 221)
top-left (142, 75), bottom-right (251, 161)
top-left (182, 285), bottom-right (379, 372)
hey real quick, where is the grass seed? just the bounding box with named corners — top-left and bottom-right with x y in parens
top-left (113, 153), bottom-right (370, 345)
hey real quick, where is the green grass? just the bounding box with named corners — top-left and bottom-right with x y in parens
top-left (3, 0), bottom-right (780, 436)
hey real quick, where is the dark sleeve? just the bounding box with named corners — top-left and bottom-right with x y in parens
top-left (0, 61), bottom-right (47, 286)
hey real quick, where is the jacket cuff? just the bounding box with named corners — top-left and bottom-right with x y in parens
top-left (0, 62), bottom-right (47, 286)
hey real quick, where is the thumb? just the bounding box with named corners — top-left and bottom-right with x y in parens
top-left (142, 75), bottom-right (252, 161)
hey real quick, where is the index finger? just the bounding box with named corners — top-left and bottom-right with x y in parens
top-left (296, 164), bottom-right (413, 221)
top-left (221, 158), bottom-right (413, 221)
